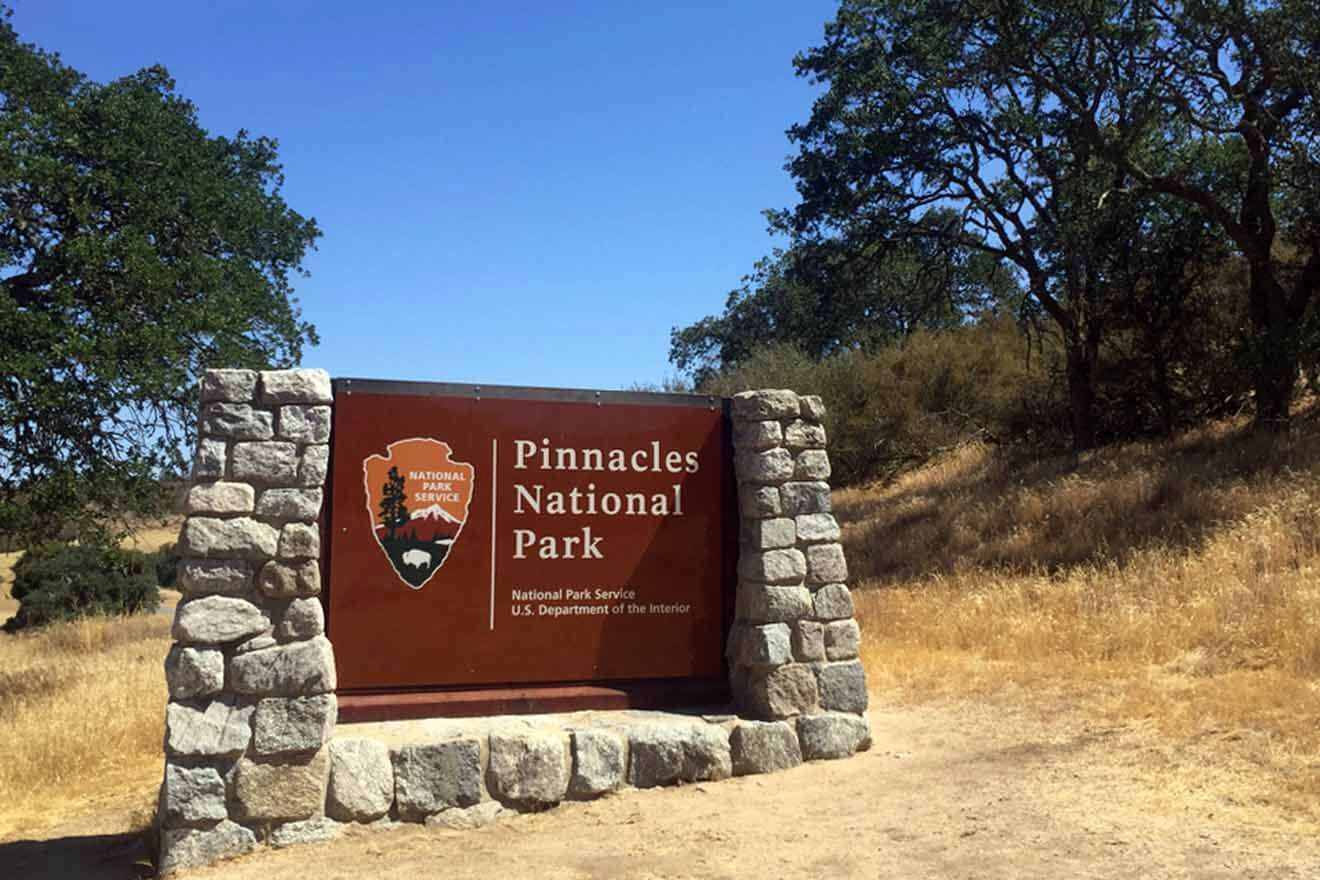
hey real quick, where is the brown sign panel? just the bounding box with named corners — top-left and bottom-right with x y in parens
top-left (325, 380), bottom-right (735, 696)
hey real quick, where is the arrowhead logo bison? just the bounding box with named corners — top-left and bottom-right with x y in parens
top-left (364, 438), bottom-right (474, 589)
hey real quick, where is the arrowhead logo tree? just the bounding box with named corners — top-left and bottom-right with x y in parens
top-left (363, 438), bottom-right (474, 589)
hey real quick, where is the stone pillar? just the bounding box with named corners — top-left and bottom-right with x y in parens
top-left (159, 368), bottom-right (337, 874)
top-left (727, 390), bottom-right (869, 753)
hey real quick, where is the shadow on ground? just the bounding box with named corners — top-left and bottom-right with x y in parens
top-left (0, 831), bottom-right (153, 880)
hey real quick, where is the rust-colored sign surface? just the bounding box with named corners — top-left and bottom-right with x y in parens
top-left (326, 382), bottom-right (734, 692)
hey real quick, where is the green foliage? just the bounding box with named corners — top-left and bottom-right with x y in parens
top-left (780, 0), bottom-right (1320, 432)
top-left (626, 374), bottom-right (695, 394)
top-left (671, 222), bottom-right (1020, 385)
top-left (769, 0), bottom-right (1201, 449)
top-left (0, 7), bottom-right (321, 544)
top-left (1001, 0), bottom-right (1320, 428)
top-left (3, 540), bottom-right (161, 632)
top-left (151, 541), bottom-right (180, 589)
top-left (678, 0), bottom-right (1318, 465)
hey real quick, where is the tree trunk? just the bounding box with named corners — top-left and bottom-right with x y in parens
top-left (1152, 348), bottom-right (1175, 436)
top-left (1066, 340), bottom-right (1098, 452)
top-left (1253, 343), bottom-right (1297, 431)
top-left (1247, 264), bottom-right (1298, 432)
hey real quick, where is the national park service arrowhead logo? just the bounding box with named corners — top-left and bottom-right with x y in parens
top-left (364, 438), bottom-right (474, 589)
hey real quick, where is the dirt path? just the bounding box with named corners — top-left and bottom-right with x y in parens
top-left (6, 699), bottom-right (1318, 879)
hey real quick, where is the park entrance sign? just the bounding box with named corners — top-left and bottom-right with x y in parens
top-left (325, 380), bottom-right (736, 716)
top-left (160, 369), bottom-right (871, 874)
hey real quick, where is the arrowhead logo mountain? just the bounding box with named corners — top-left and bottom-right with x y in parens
top-left (363, 438), bottom-right (474, 589)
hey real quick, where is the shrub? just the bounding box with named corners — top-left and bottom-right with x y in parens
top-left (3, 541), bottom-right (161, 633)
top-left (150, 541), bottom-right (180, 589)
top-left (700, 314), bottom-right (1060, 484)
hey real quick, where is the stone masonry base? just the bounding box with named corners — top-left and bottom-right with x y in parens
top-left (159, 707), bottom-right (871, 873)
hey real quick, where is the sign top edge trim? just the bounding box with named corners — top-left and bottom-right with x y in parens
top-left (332, 377), bottom-right (729, 410)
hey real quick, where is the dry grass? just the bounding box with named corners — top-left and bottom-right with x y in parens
top-left (0, 518), bottom-right (179, 843)
top-left (0, 550), bottom-right (20, 623)
top-left (844, 411), bottom-right (1320, 817)
top-left (0, 614), bottom-right (170, 838)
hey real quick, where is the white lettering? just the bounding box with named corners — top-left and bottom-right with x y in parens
top-left (509, 526), bottom-right (605, 561)
top-left (513, 440), bottom-right (537, 470)
top-left (514, 483), bottom-right (541, 513)
top-left (513, 529), bottom-right (536, 558)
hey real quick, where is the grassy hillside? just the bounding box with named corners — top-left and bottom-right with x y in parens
top-left (845, 411), bottom-right (1320, 817)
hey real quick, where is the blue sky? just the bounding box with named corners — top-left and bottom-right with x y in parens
top-left (13, 1), bottom-right (838, 389)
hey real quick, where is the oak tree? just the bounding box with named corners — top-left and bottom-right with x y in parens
top-left (773, 0), bottom-right (1188, 448)
top-left (1034, 0), bottom-right (1320, 429)
top-left (671, 214), bottom-right (1017, 386)
top-left (779, 0), bottom-right (1320, 438)
top-left (0, 9), bottom-right (321, 541)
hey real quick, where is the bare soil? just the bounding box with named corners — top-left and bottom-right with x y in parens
top-left (5, 698), bottom-right (1317, 880)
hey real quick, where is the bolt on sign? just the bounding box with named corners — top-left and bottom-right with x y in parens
top-left (326, 380), bottom-right (736, 715)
